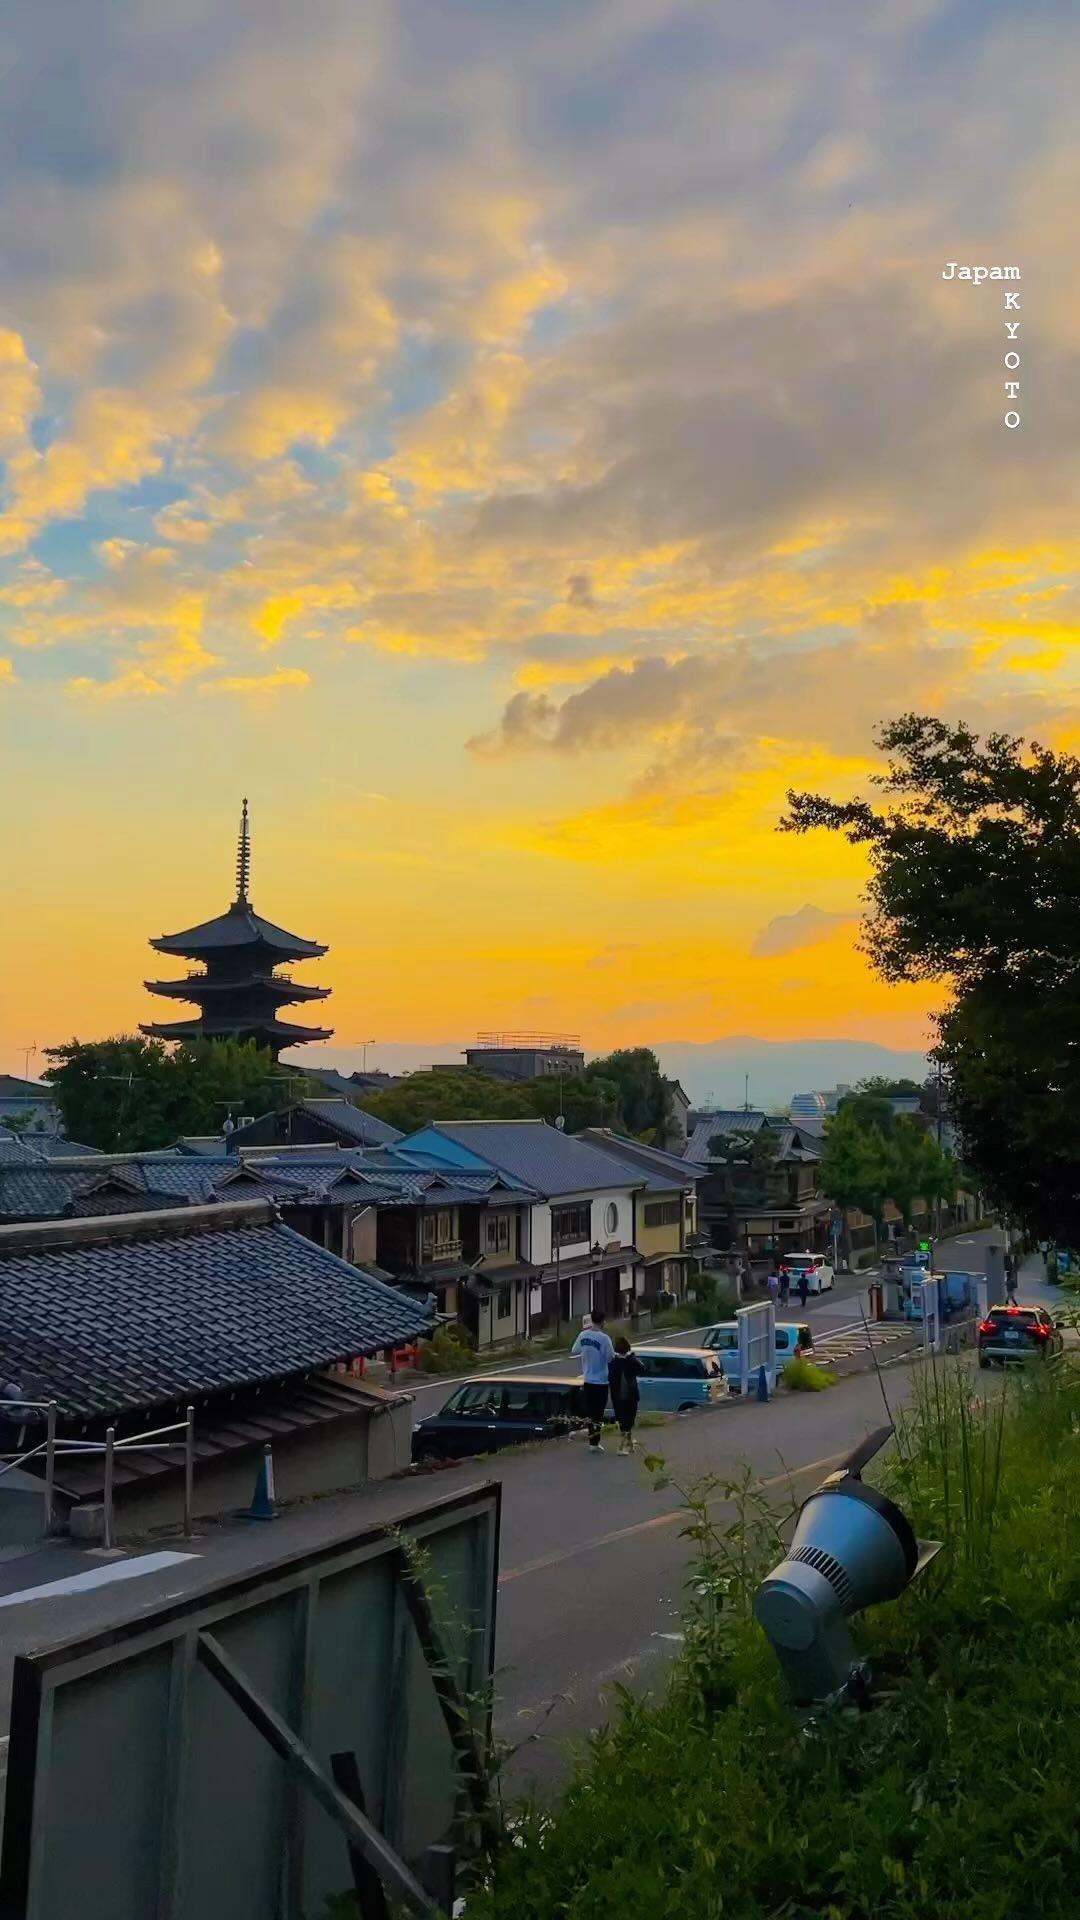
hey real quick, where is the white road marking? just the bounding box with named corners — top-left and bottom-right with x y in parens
top-left (0, 1550), bottom-right (197, 1609)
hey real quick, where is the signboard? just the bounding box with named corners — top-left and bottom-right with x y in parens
top-left (0, 1484), bottom-right (500, 1920)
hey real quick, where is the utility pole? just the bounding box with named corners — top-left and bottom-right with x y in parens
top-left (935, 1057), bottom-right (944, 1239)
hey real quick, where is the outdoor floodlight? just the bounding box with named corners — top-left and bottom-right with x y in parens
top-left (754, 1426), bottom-right (940, 1709)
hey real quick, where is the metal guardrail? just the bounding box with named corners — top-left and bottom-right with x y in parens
top-left (0, 1403), bottom-right (196, 1544)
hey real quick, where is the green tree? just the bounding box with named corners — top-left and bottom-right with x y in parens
top-left (527, 1072), bottom-right (626, 1133)
top-left (837, 1089), bottom-right (898, 1135)
top-left (855, 1075), bottom-right (923, 1098)
top-left (357, 1069), bottom-right (537, 1133)
top-left (707, 1125), bottom-right (778, 1204)
top-left (784, 713), bottom-right (1080, 1244)
top-left (885, 1116), bottom-right (935, 1227)
top-left (583, 1047), bottom-right (673, 1140)
top-left (819, 1107), bottom-right (892, 1248)
top-left (43, 1036), bottom-right (319, 1151)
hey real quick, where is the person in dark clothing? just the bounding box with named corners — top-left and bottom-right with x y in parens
top-left (609, 1336), bottom-right (646, 1456)
top-left (778, 1265), bottom-right (791, 1308)
top-left (797, 1270), bottom-right (809, 1310)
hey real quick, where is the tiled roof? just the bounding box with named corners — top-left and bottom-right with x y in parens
top-left (0, 1142), bottom-right (540, 1223)
top-left (687, 1115), bottom-right (821, 1167)
top-left (150, 899), bottom-right (327, 958)
top-left (0, 1136), bottom-right (45, 1166)
top-left (229, 1100), bottom-right (403, 1149)
top-left (412, 1120), bottom-right (646, 1197)
top-left (578, 1129), bottom-right (700, 1188)
top-left (684, 1112), bottom-right (771, 1164)
top-left (31, 1136), bottom-right (106, 1160)
top-left (298, 1099), bottom-right (403, 1145)
top-left (0, 1202), bottom-right (432, 1422)
top-left (0, 1169), bottom-right (77, 1218)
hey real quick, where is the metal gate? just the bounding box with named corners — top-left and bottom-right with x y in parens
top-left (0, 1483), bottom-right (500, 1920)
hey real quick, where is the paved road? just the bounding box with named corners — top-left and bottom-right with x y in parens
top-left (0, 1228), bottom-right (1010, 1806)
top-left (0, 1327), bottom-right (926, 1804)
top-left (405, 1267), bottom-right (892, 1423)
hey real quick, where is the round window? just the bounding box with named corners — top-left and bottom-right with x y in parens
top-left (605, 1202), bottom-right (618, 1235)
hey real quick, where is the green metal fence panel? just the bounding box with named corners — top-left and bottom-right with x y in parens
top-left (0, 1483), bottom-right (500, 1920)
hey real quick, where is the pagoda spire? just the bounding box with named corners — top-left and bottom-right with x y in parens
top-left (235, 797), bottom-right (251, 905)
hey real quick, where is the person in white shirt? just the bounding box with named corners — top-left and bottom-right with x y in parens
top-left (572, 1311), bottom-right (615, 1451)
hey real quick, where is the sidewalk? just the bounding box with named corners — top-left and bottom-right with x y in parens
top-left (1015, 1246), bottom-right (1065, 1312)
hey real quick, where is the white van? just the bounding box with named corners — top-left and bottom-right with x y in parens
top-left (782, 1252), bottom-right (834, 1294)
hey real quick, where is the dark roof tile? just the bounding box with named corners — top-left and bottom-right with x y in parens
top-left (0, 1207), bottom-right (432, 1421)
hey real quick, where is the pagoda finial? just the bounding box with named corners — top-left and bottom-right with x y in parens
top-left (235, 797), bottom-right (251, 904)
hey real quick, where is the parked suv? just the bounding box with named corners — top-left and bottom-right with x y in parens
top-left (781, 1253), bottom-right (834, 1294)
top-left (630, 1347), bottom-right (728, 1411)
top-left (412, 1374), bottom-right (594, 1462)
top-left (977, 1303), bottom-right (1063, 1368)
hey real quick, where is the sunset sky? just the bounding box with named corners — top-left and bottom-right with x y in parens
top-left (4, 0), bottom-right (1079, 1079)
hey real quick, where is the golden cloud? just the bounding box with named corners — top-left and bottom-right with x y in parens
top-left (201, 666), bottom-right (310, 695)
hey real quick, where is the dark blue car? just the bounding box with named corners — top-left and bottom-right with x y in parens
top-left (412, 1374), bottom-right (596, 1462)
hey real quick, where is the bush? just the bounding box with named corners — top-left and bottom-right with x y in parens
top-left (688, 1271), bottom-right (739, 1320)
top-left (465, 1359), bottom-right (1080, 1920)
top-left (416, 1323), bottom-right (476, 1373)
top-left (780, 1355), bottom-right (837, 1391)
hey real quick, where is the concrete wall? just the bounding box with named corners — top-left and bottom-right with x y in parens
top-left (92, 1400), bottom-right (413, 1539)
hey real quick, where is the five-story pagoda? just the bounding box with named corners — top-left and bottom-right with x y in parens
top-left (141, 801), bottom-right (332, 1058)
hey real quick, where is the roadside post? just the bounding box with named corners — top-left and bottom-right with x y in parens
top-left (922, 1275), bottom-right (942, 1357)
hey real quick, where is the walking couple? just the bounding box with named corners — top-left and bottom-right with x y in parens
top-left (571, 1312), bottom-right (643, 1455)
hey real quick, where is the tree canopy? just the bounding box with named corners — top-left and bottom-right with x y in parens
top-left (360, 1046), bottom-right (675, 1140)
top-left (42, 1035), bottom-right (676, 1154)
top-left (706, 1124), bottom-right (779, 1204)
top-left (784, 713), bottom-right (1076, 1240)
top-left (820, 1101), bottom-right (957, 1233)
top-left (43, 1036), bottom-right (323, 1152)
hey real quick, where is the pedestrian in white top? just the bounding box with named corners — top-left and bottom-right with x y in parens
top-left (572, 1311), bottom-right (615, 1451)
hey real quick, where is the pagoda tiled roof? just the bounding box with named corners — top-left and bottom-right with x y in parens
top-left (141, 1015), bottom-right (333, 1044)
top-left (150, 898), bottom-right (327, 959)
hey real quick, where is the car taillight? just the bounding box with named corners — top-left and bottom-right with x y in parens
top-left (1031, 1322), bottom-right (1051, 1339)
top-left (978, 1319), bottom-right (996, 1336)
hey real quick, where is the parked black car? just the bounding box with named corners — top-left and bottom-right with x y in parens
top-left (412, 1373), bottom-right (601, 1462)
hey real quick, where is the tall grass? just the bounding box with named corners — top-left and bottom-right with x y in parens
top-left (466, 1355), bottom-right (1080, 1920)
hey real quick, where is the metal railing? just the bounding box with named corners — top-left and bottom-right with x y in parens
top-left (0, 1402), bottom-right (196, 1547)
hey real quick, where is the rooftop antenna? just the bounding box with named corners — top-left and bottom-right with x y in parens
top-left (744, 1072), bottom-right (750, 1111)
top-left (235, 797), bottom-right (251, 905)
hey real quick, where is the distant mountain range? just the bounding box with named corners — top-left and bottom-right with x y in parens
top-left (651, 1036), bottom-right (930, 1108)
top-left (288, 1034), bottom-right (930, 1111)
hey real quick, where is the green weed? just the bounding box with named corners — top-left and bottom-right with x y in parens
top-left (781, 1354), bottom-right (838, 1391)
top-left (466, 1356), bottom-right (1080, 1920)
